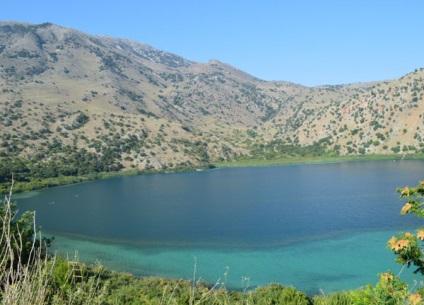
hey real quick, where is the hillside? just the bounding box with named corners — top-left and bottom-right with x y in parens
top-left (0, 21), bottom-right (423, 185)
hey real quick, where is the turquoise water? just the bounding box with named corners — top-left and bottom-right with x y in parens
top-left (16, 160), bottom-right (424, 295)
top-left (49, 229), bottom-right (423, 295)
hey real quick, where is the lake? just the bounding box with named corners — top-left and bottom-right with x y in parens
top-left (16, 160), bottom-right (424, 295)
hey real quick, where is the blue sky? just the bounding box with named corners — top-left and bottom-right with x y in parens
top-left (2, 1), bottom-right (424, 86)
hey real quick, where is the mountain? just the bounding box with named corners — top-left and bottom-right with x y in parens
top-left (0, 21), bottom-right (423, 183)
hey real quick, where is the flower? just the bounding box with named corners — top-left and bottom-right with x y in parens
top-left (401, 187), bottom-right (410, 195)
top-left (388, 236), bottom-right (396, 248)
top-left (388, 236), bottom-right (410, 252)
top-left (401, 203), bottom-right (413, 215)
top-left (409, 293), bottom-right (421, 305)
top-left (396, 239), bottom-right (410, 251)
top-left (380, 272), bottom-right (393, 282)
top-left (417, 230), bottom-right (424, 241)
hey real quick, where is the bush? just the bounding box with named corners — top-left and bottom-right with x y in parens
top-left (312, 291), bottom-right (351, 305)
top-left (251, 283), bottom-right (311, 305)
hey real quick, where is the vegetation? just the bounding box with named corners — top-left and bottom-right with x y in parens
top-left (329, 180), bottom-right (424, 304)
top-left (215, 153), bottom-right (424, 169)
top-left (0, 162), bottom-right (216, 194)
top-left (3, 184), bottom-right (52, 260)
top-left (3, 153), bottom-right (424, 194)
top-left (2, 22), bottom-right (424, 194)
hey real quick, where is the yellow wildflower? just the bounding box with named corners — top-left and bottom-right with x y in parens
top-left (409, 293), bottom-right (421, 305)
top-left (396, 239), bottom-right (410, 251)
top-left (401, 203), bottom-right (413, 215)
top-left (388, 236), bottom-right (396, 249)
top-left (401, 187), bottom-right (410, 195)
top-left (399, 238), bottom-right (410, 247)
top-left (417, 230), bottom-right (424, 241)
top-left (380, 272), bottom-right (393, 282)
top-left (389, 237), bottom-right (410, 252)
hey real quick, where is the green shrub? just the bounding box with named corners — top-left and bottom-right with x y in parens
top-left (251, 283), bottom-right (311, 305)
top-left (312, 291), bottom-right (352, 305)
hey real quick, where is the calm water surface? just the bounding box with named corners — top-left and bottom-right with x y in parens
top-left (16, 160), bottom-right (424, 294)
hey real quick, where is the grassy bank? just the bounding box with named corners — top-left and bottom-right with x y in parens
top-left (1, 164), bottom-right (213, 194)
top-left (3, 170), bottom-right (140, 194)
top-left (214, 153), bottom-right (424, 168)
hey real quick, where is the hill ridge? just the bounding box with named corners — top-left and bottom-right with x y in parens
top-left (0, 21), bottom-right (423, 184)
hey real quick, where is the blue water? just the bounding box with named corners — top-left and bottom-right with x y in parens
top-left (15, 160), bottom-right (424, 295)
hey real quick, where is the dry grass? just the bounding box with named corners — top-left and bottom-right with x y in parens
top-left (0, 180), bottom-right (53, 304)
top-left (0, 180), bottom-right (109, 304)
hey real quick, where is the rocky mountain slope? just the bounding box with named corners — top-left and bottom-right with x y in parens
top-left (0, 21), bottom-right (423, 181)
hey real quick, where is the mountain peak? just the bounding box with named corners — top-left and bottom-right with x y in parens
top-left (0, 21), bottom-right (423, 176)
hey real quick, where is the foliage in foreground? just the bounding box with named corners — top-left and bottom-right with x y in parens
top-left (3, 181), bottom-right (424, 304)
top-left (343, 180), bottom-right (424, 305)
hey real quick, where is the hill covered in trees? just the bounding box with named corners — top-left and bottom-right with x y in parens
top-left (0, 21), bottom-right (423, 189)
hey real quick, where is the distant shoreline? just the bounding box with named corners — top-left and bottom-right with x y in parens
top-left (6, 153), bottom-right (424, 194)
top-left (214, 153), bottom-right (424, 168)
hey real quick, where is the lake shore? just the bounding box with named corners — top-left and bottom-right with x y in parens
top-left (6, 153), bottom-right (424, 194)
top-left (214, 153), bottom-right (424, 168)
